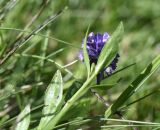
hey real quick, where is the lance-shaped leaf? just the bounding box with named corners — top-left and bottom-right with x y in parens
top-left (38, 70), bottom-right (63, 130)
top-left (95, 22), bottom-right (124, 74)
top-left (105, 55), bottom-right (160, 118)
top-left (83, 24), bottom-right (91, 78)
top-left (15, 105), bottom-right (30, 130)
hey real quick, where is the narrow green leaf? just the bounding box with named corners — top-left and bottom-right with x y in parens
top-left (91, 83), bottom-right (117, 90)
top-left (103, 63), bottom-right (136, 80)
top-left (40, 30), bottom-right (50, 67)
top-left (105, 55), bottom-right (160, 118)
top-left (90, 63), bottom-right (96, 74)
top-left (15, 105), bottom-right (30, 130)
top-left (0, 31), bottom-right (6, 56)
top-left (38, 70), bottom-right (63, 130)
top-left (83, 24), bottom-right (91, 78)
top-left (121, 90), bottom-right (160, 110)
top-left (95, 22), bottom-right (124, 74)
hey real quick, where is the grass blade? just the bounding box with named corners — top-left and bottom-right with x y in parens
top-left (103, 63), bottom-right (136, 80)
top-left (105, 55), bottom-right (160, 117)
top-left (15, 104), bottom-right (30, 130)
top-left (91, 83), bottom-right (117, 90)
top-left (15, 53), bottom-right (76, 79)
top-left (95, 22), bottom-right (124, 74)
top-left (121, 90), bottom-right (160, 110)
top-left (0, 0), bottom-right (18, 20)
top-left (0, 27), bottom-right (80, 48)
top-left (0, 7), bottom-right (67, 66)
top-left (37, 70), bottom-right (63, 130)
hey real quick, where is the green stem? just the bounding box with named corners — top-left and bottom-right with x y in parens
top-left (45, 73), bottom-right (96, 130)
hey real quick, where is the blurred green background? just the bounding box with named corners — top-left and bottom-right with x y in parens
top-left (0, 0), bottom-right (160, 129)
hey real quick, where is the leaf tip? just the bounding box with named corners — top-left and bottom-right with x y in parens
top-left (56, 69), bottom-right (61, 74)
top-left (118, 21), bottom-right (124, 33)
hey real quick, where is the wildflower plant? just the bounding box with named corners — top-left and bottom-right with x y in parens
top-left (42, 22), bottom-right (160, 130)
top-left (0, 1), bottom-right (160, 130)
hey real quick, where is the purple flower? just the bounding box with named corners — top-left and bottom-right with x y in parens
top-left (79, 32), bottom-right (120, 84)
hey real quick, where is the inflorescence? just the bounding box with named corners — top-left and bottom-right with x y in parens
top-left (79, 32), bottom-right (120, 84)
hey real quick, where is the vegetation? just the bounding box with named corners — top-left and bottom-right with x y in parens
top-left (0, 0), bottom-right (160, 130)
